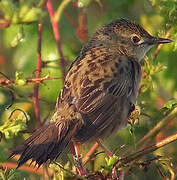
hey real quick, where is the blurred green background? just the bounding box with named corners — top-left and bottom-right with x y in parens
top-left (0, 0), bottom-right (176, 179)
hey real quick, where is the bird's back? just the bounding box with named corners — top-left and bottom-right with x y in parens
top-left (56, 41), bottom-right (142, 142)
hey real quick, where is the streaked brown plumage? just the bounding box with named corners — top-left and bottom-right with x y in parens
top-left (10, 18), bottom-right (172, 168)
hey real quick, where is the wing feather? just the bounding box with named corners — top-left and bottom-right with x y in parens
top-left (75, 58), bottom-right (141, 141)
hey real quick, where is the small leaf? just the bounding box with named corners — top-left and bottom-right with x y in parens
top-left (15, 71), bottom-right (26, 86)
top-left (78, 0), bottom-right (91, 8)
top-left (15, 79), bottom-right (26, 86)
top-left (10, 26), bottom-right (25, 47)
top-left (163, 99), bottom-right (177, 109)
top-left (0, 112), bottom-right (28, 139)
top-left (105, 155), bottom-right (119, 167)
top-left (22, 7), bottom-right (45, 23)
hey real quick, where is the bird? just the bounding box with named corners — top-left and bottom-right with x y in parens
top-left (10, 18), bottom-right (172, 169)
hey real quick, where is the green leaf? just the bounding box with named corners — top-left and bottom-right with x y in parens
top-left (78, 0), bottom-right (91, 8)
top-left (0, 112), bottom-right (28, 139)
top-left (163, 99), bottom-right (177, 109)
top-left (21, 7), bottom-right (45, 23)
top-left (0, 0), bottom-right (17, 20)
top-left (0, 0), bottom-right (45, 24)
top-left (105, 155), bottom-right (119, 167)
top-left (15, 71), bottom-right (27, 86)
top-left (10, 26), bottom-right (25, 47)
top-left (0, 169), bottom-right (25, 180)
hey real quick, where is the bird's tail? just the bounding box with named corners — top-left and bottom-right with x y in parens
top-left (10, 119), bottom-right (82, 168)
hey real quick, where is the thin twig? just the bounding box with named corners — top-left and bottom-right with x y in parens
top-left (156, 165), bottom-right (166, 179)
top-left (82, 142), bottom-right (99, 165)
top-left (0, 72), bottom-right (12, 81)
top-left (46, 0), bottom-right (66, 83)
top-left (4, 90), bottom-right (14, 110)
top-left (54, 0), bottom-right (72, 22)
top-left (96, 139), bottom-right (113, 157)
top-left (137, 107), bottom-right (177, 146)
top-left (114, 131), bottom-right (177, 168)
top-left (33, 22), bottom-right (43, 128)
top-left (8, 108), bottom-right (28, 121)
top-left (0, 76), bottom-right (61, 85)
top-left (122, 108), bottom-right (177, 156)
top-left (28, 76), bottom-right (61, 82)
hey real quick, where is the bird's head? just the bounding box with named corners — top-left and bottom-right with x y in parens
top-left (93, 18), bottom-right (172, 61)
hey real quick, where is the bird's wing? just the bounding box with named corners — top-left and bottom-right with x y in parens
top-left (75, 58), bottom-right (141, 141)
top-left (77, 59), bottom-right (141, 112)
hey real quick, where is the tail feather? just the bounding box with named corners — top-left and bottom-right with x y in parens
top-left (10, 120), bottom-right (81, 168)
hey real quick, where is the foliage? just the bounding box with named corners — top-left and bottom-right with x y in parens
top-left (0, 0), bottom-right (176, 179)
top-left (0, 168), bottom-right (27, 180)
top-left (0, 111), bottom-right (28, 139)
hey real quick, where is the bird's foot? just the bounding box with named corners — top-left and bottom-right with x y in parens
top-left (74, 155), bottom-right (88, 176)
top-left (73, 141), bottom-right (88, 176)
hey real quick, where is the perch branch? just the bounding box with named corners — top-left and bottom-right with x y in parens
top-left (114, 131), bottom-right (177, 168)
top-left (0, 162), bottom-right (53, 176)
top-left (137, 107), bottom-right (177, 146)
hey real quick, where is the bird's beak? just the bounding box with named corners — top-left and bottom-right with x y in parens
top-left (145, 37), bottom-right (173, 45)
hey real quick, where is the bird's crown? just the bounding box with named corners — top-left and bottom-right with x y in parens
top-left (98, 18), bottom-right (152, 40)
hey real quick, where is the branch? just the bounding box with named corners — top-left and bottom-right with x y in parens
top-left (46, 0), bottom-right (67, 83)
top-left (82, 142), bottom-right (99, 165)
top-left (0, 76), bottom-right (61, 85)
top-left (0, 162), bottom-right (53, 176)
top-left (33, 22), bottom-right (43, 128)
top-left (137, 107), bottom-right (177, 146)
top-left (114, 131), bottom-right (177, 168)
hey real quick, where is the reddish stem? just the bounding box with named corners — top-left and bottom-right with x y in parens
top-left (72, 141), bottom-right (88, 176)
top-left (0, 162), bottom-right (53, 176)
top-left (46, 0), bottom-right (66, 83)
top-left (76, 10), bottom-right (88, 43)
top-left (82, 142), bottom-right (99, 165)
top-left (97, 139), bottom-right (114, 157)
top-left (33, 22), bottom-right (43, 128)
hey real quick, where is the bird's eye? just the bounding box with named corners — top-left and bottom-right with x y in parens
top-left (131, 35), bottom-right (141, 44)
